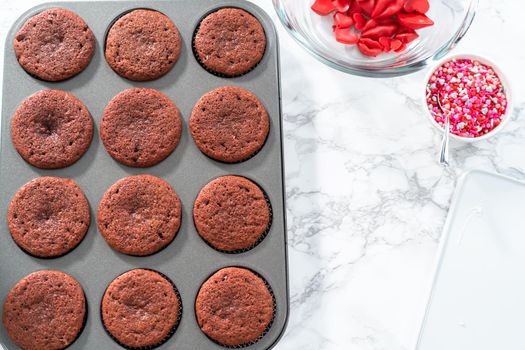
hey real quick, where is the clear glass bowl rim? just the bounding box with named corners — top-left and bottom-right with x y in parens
top-left (272, 0), bottom-right (480, 77)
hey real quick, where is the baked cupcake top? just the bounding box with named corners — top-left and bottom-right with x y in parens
top-left (196, 267), bottom-right (274, 347)
top-left (97, 174), bottom-right (181, 256)
top-left (105, 9), bottom-right (181, 81)
top-left (2, 270), bottom-right (86, 350)
top-left (101, 269), bottom-right (181, 349)
top-left (194, 176), bottom-right (271, 252)
top-left (100, 88), bottom-right (182, 168)
top-left (11, 90), bottom-right (94, 169)
top-left (193, 8), bottom-right (266, 77)
top-left (14, 8), bottom-right (95, 81)
top-left (8, 177), bottom-right (90, 258)
top-left (190, 86), bottom-right (269, 163)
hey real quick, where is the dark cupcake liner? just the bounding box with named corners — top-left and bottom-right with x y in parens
top-left (196, 267), bottom-right (277, 349)
top-left (191, 6), bottom-right (267, 79)
top-left (103, 8), bottom-right (179, 82)
top-left (9, 185), bottom-right (91, 260)
top-left (63, 289), bottom-right (89, 350)
top-left (192, 115), bottom-right (270, 164)
top-left (25, 273), bottom-right (89, 350)
top-left (20, 63), bottom-right (94, 83)
top-left (194, 175), bottom-right (273, 255)
top-left (14, 8), bottom-right (96, 83)
top-left (97, 175), bottom-right (182, 258)
top-left (12, 234), bottom-right (87, 260)
top-left (195, 130), bottom-right (270, 164)
top-left (227, 127), bottom-right (270, 164)
top-left (103, 7), bottom-right (158, 52)
top-left (101, 268), bottom-right (183, 350)
top-left (101, 218), bottom-right (181, 258)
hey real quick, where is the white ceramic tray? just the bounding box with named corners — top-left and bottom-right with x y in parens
top-left (416, 170), bottom-right (525, 350)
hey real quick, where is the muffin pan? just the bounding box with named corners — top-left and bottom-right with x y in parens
top-left (0, 1), bottom-right (288, 349)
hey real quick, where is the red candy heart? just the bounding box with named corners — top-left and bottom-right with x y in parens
top-left (311, 0), bottom-right (337, 15)
top-left (358, 38), bottom-right (383, 56)
top-left (353, 12), bottom-right (367, 30)
top-left (371, 0), bottom-right (391, 18)
top-left (376, 0), bottom-right (404, 18)
top-left (395, 31), bottom-right (419, 43)
top-left (361, 18), bottom-right (378, 32)
top-left (378, 36), bottom-right (392, 52)
top-left (389, 38), bottom-right (403, 51)
top-left (404, 0), bottom-right (430, 14)
top-left (348, 0), bottom-right (363, 15)
top-left (333, 11), bottom-right (355, 28)
top-left (394, 41), bottom-right (407, 52)
top-left (335, 27), bottom-right (360, 44)
top-left (332, 0), bottom-right (351, 12)
top-left (397, 12), bottom-right (434, 29)
top-left (362, 24), bottom-right (399, 39)
top-left (310, 0), bottom-right (433, 56)
top-left (357, 0), bottom-right (376, 16)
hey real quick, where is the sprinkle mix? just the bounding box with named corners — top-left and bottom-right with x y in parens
top-left (426, 58), bottom-right (508, 138)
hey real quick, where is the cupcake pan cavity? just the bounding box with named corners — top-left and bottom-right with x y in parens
top-left (196, 267), bottom-right (277, 349)
top-left (100, 268), bottom-right (183, 350)
top-left (194, 175), bottom-right (274, 255)
top-left (192, 7), bottom-right (267, 78)
top-left (0, 1), bottom-right (288, 349)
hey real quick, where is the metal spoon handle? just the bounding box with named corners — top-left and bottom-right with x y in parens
top-left (439, 110), bottom-right (450, 167)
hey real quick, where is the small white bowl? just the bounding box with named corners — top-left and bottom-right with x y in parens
top-left (422, 53), bottom-right (512, 143)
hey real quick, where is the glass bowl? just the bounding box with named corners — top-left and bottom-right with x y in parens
top-left (272, 0), bottom-right (479, 77)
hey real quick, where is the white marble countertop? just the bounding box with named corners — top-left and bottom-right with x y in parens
top-left (1, 1), bottom-right (524, 349)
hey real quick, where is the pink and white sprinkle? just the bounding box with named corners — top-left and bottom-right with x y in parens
top-left (426, 58), bottom-right (508, 138)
